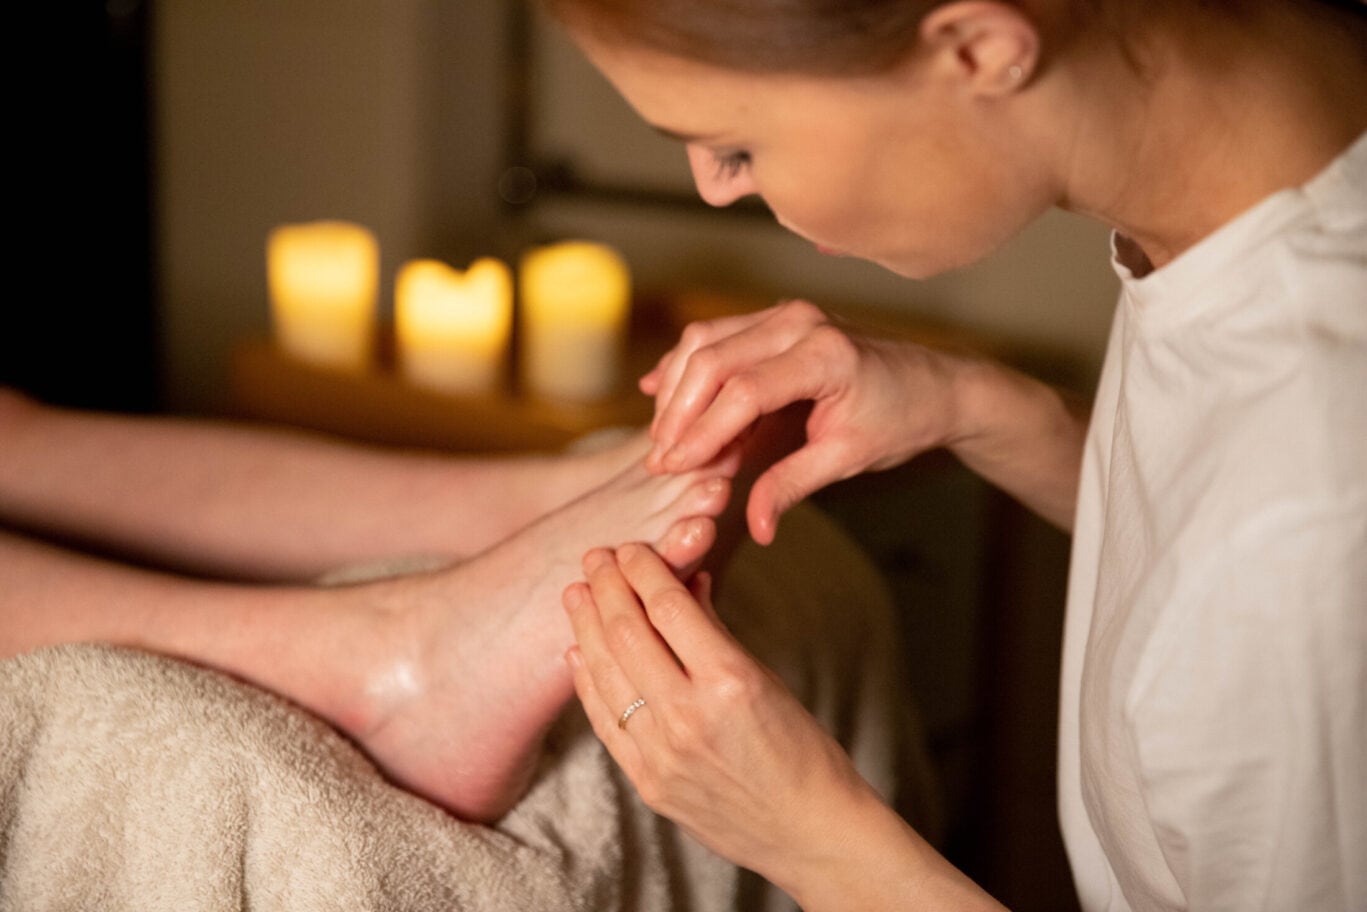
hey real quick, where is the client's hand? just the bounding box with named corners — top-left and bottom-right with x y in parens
top-left (641, 300), bottom-right (964, 544)
top-left (561, 542), bottom-right (887, 900)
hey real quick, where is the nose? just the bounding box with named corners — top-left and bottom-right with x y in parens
top-left (686, 144), bottom-right (758, 207)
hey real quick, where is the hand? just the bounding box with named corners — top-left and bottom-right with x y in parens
top-left (561, 543), bottom-right (880, 890)
top-left (641, 300), bottom-right (964, 543)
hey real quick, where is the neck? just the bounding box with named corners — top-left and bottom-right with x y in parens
top-left (1045, 2), bottom-right (1367, 270)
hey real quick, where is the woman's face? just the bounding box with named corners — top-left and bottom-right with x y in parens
top-left (576, 34), bottom-right (1058, 279)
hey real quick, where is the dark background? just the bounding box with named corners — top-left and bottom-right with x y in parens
top-left (7, 1), bottom-right (160, 413)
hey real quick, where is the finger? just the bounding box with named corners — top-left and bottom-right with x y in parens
top-left (583, 548), bottom-right (691, 702)
top-left (687, 570), bottom-right (725, 626)
top-left (651, 308), bottom-right (777, 409)
top-left (638, 346), bottom-right (673, 401)
top-left (614, 542), bottom-right (742, 672)
top-left (646, 340), bottom-right (711, 452)
top-left (565, 645), bottom-right (647, 770)
top-left (647, 317), bottom-right (740, 444)
top-left (687, 569), bottom-right (712, 603)
top-left (650, 309), bottom-right (831, 475)
top-left (649, 304), bottom-right (815, 465)
top-left (562, 577), bottom-right (659, 730)
top-left (564, 644), bottom-right (615, 734)
top-left (744, 434), bottom-right (862, 544)
top-left (656, 366), bottom-right (824, 482)
top-left (650, 315), bottom-right (792, 464)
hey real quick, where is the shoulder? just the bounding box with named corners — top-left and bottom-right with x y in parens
top-left (1273, 132), bottom-right (1367, 330)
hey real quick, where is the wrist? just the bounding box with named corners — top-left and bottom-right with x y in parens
top-left (773, 781), bottom-right (1000, 912)
top-left (775, 784), bottom-right (919, 911)
top-left (943, 354), bottom-right (1074, 460)
top-left (858, 338), bottom-right (971, 463)
top-left (940, 352), bottom-right (1014, 451)
top-left (939, 355), bottom-right (1086, 529)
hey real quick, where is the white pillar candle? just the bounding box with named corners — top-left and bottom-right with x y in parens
top-left (519, 241), bottom-right (631, 403)
top-left (395, 257), bottom-right (513, 396)
top-left (266, 220), bottom-right (378, 372)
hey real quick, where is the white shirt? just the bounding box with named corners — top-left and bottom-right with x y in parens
top-left (1058, 132), bottom-right (1367, 911)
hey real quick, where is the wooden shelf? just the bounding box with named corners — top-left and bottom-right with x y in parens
top-left (229, 339), bottom-right (669, 453)
top-left (230, 293), bottom-right (691, 452)
top-left (228, 291), bottom-right (1025, 454)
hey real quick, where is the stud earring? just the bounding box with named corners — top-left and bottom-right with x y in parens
top-left (1007, 64), bottom-right (1024, 81)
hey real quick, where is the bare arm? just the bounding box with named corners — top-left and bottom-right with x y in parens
top-left (943, 354), bottom-right (1089, 531)
top-left (0, 387), bottom-right (642, 581)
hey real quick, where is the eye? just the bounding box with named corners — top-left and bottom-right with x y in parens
top-left (711, 149), bottom-right (752, 180)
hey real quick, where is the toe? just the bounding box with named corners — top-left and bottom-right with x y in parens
top-left (680, 476), bottom-right (732, 518)
top-left (655, 516), bottom-right (717, 576)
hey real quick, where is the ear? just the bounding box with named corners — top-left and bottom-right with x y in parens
top-left (918, 1), bottom-right (1041, 96)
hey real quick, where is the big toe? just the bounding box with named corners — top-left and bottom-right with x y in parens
top-left (655, 515), bottom-right (718, 577)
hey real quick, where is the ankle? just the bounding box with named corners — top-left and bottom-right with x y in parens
top-left (326, 576), bottom-right (433, 737)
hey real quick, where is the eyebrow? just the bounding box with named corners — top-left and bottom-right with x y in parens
top-left (648, 123), bottom-right (720, 144)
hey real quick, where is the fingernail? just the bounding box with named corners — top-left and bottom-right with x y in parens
top-left (617, 542), bottom-right (644, 562)
top-left (583, 548), bottom-right (610, 571)
top-left (562, 584), bottom-right (583, 609)
top-left (564, 647), bottom-right (583, 669)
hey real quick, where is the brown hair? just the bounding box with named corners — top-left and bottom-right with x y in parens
top-left (541, 0), bottom-right (942, 76)
top-left (546, 1), bottom-right (1367, 78)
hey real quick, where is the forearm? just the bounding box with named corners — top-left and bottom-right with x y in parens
top-left (943, 356), bottom-right (1088, 531)
top-left (761, 776), bottom-right (1006, 912)
top-left (0, 389), bottom-right (631, 580)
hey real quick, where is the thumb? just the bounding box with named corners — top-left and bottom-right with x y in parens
top-left (745, 438), bottom-right (854, 544)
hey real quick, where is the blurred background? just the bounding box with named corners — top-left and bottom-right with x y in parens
top-left (9, 3), bottom-right (1121, 908)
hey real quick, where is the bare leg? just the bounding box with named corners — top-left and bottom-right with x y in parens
top-left (0, 388), bottom-right (654, 581)
top-left (346, 455), bottom-right (742, 821)
top-left (0, 447), bottom-right (740, 823)
top-left (0, 395), bottom-right (818, 821)
top-left (359, 409), bottom-right (809, 820)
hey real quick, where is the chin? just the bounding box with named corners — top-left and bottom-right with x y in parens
top-left (875, 238), bottom-right (1001, 280)
top-left (871, 253), bottom-right (951, 281)
top-left (880, 261), bottom-right (935, 280)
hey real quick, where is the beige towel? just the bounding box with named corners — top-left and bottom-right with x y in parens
top-left (0, 504), bottom-right (936, 911)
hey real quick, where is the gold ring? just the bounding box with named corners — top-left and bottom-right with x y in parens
top-left (617, 698), bottom-right (647, 730)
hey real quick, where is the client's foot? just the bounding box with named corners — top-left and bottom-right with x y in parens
top-left (338, 452), bottom-right (740, 822)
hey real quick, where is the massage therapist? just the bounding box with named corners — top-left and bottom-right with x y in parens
top-left (555, 1), bottom-right (1367, 909)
